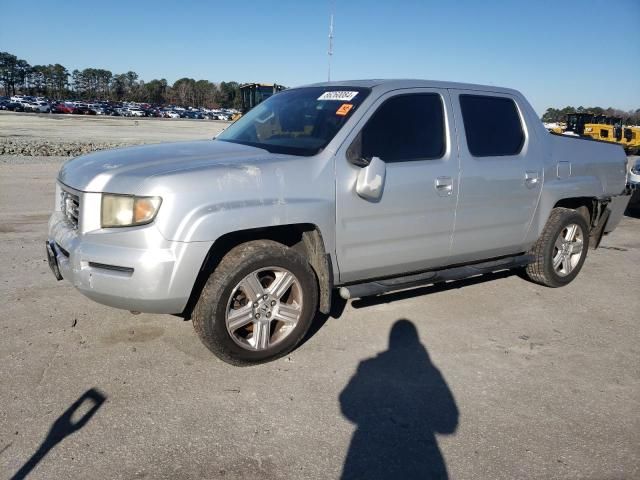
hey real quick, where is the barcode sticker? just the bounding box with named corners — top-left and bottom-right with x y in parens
top-left (317, 91), bottom-right (359, 101)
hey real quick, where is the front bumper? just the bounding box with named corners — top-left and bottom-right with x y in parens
top-left (47, 211), bottom-right (210, 314)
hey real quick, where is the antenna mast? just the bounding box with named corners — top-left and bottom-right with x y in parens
top-left (327, 4), bottom-right (334, 81)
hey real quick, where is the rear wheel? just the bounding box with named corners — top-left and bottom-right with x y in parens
top-left (192, 240), bottom-right (318, 365)
top-left (524, 207), bottom-right (590, 287)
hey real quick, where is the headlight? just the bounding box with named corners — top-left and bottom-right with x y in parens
top-left (101, 194), bottom-right (162, 228)
top-left (631, 163), bottom-right (640, 175)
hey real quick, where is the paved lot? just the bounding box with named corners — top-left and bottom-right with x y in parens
top-left (1, 155), bottom-right (639, 479)
top-left (0, 111), bottom-right (228, 145)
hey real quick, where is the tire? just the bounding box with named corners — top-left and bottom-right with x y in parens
top-left (524, 207), bottom-right (590, 287)
top-left (192, 240), bottom-right (319, 366)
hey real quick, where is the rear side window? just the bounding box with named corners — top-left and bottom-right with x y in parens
top-left (358, 94), bottom-right (445, 162)
top-left (459, 95), bottom-right (524, 157)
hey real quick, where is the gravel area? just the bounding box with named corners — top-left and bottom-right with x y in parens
top-left (0, 139), bottom-right (132, 156)
top-left (0, 155), bottom-right (67, 166)
top-left (0, 111), bottom-right (229, 156)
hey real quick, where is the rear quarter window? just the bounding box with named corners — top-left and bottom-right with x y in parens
top-left (459, 95), bottom-right (525, 157)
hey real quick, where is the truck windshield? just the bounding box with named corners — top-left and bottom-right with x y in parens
top-left (216, 86), bottom-right (370, 156)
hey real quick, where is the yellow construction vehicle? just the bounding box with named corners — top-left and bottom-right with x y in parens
top-left (582, 116), bottom-right (622, 144)
top-left (231, 83), bottom-right (286, 121)
top-left (621, 125), bottom-right (640, 153)
top-left (564, 112), bottom-right (595, 135)
top-left (552, 112), bottom-right (640, 154)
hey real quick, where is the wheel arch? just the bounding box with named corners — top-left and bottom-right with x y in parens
top-left (528, 179), bottom-right (611, 245)
top-left (552, 197), bottom-right (597, 226)
top-left (181, 223), bottom-right (332, 319)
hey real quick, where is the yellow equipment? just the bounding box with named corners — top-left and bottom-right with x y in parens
top-left (622, 126), bottom-right (640, 153)
top-left (231, 83), bottom-right (286, 121)
top-left (564, 112), bottom-right (595, 135)
top-left (583, 122), bottom-right (621, 144)
top-left (554, 112), bottom-right (639, 154)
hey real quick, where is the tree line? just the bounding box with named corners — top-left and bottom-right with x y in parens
top-left (542, 106), bottom-right (640, 125)
top-left (0, 51), bottom-right (242, 109)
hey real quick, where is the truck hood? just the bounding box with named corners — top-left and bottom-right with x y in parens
top-left (58, 140), bottom-right (286, 193)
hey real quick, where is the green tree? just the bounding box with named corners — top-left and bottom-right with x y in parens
top-left (0, 52), bottom-right (19, 94)
top-left (216, 81), bottom-right (240, 108)
top-left (172, 78), bottom-right (196, 106)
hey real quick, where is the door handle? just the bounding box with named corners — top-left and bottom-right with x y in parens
top-left (435, 176), bottom-right (453, 196)
top-left (524, 171), bottom-right (540, 188)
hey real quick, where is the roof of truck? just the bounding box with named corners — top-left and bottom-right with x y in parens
top-left (300, 79), bottom-right (521, 96)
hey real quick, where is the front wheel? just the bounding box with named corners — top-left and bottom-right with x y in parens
top-left (192, 240), bottom-right (319, 365)
top-left (524, 207), bottom-right (590, 287)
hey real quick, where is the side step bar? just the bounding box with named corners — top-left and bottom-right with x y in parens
top-left (339, 254), bottom-right (534, 300)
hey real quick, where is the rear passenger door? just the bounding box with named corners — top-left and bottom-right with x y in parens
top-left (335, 89), bottom-right (459, 283)
top-left (448, 90), bottom-right (543, 264)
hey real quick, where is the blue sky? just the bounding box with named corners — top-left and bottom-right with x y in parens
top-left (2, 0), bottom-right (638, 114)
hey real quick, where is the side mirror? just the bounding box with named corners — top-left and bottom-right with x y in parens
top-left (356, 156), bottom-right (386, 201)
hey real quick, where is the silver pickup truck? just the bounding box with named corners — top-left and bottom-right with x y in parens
top-left (47, 80), bottom-right (630, 365)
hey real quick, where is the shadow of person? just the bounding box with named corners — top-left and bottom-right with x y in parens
top-left (11, 388), bottom-right (106, 480)
top-left (340, 319), bottom-right (458, 480)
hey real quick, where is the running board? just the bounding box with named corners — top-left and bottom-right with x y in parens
top-left (339, 254), bottom-right (534, 300)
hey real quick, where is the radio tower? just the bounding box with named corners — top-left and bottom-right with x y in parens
top-left (327, 4), bottom-right (334, 82)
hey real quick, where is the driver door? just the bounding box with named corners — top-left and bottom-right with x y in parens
top-left (334, 89), bottom-right (459, 283)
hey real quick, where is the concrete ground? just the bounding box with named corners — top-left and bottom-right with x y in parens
top-left (0, 111), bottom-right (228, 145)
top-left (1, 153), bottom-right (639, 479)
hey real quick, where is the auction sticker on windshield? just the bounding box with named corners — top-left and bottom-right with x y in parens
top-left (318, 91), bottom-right (359, 101)
top-left (336, 104), bottom-right (354, 116)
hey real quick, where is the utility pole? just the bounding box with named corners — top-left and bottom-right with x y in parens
top-left (327, 4), bottom-right (334, 82)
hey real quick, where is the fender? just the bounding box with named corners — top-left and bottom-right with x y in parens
top-left (526, 175), bottom-right (604, 245)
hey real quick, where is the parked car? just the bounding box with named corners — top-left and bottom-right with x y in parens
top-left (72, 105), bottom-right (95, 115)
top-left (125, 108), bottom-right (145, 117)
top-left (181, 110), bottom-right (204, 119)
top-left (52, 103), bottom-right (75, 114)
top-left (143, 108), bottom-right (162, 117)
top-left (25, 101), bottom-right (52, 113)
top-left (5, 101), bottom-right (25, 112)
top-left (89, 105), bottom-right (107, 115)
top-left (46, 79), bottom-right (631, 365)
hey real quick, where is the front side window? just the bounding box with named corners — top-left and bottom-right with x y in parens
top-left (349, 93), bottom-right (445, 163)
top-left (459, 95), bottom-right (525, 157)
top-left (217, 87), bottom-right (369, 156)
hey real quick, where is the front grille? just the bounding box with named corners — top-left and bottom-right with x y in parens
top-left (60, 188), bottom-right (80, 229)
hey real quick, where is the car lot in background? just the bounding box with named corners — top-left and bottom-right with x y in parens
top-left (0, 95), bottom-right (239, 121)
